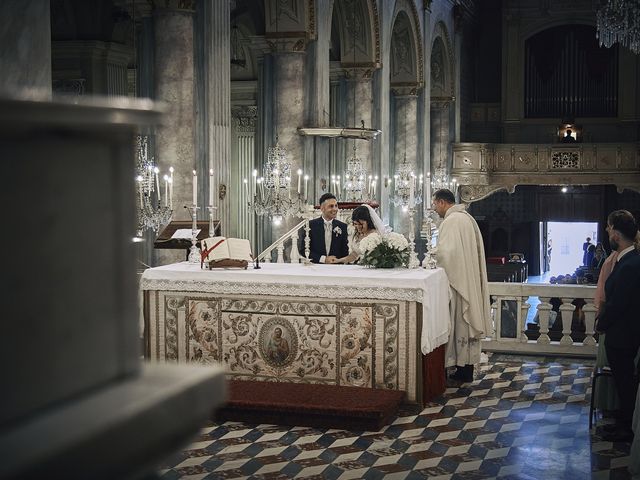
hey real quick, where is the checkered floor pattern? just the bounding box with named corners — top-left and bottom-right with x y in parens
top-left (159, 355), bottom-right (633, 479)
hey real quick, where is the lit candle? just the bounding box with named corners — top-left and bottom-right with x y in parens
top-left (209, 168), bottom-right (214, 206)
top-left (409, 180), bottom-right (414, 206)
top-left (137, 175), bottom-right (144, 209)
top-left (192, 170), bottom-right (197, 206)
top-left (169, 167), bottom-right (174, 209)
top-left (304, 174), bottom-right (309, 200)
top-left (163, 175), bottom-right (169, 207)
top-left (243, 178), bottom-right (248, 197)
top-left (154, 167), bottom-right (161, 202)
top-left (297, 169), bottom-right (302, 193)
top-left (252, 169), bottom-right (257, 197)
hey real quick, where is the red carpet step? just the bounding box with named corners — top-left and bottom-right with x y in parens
top-left (215, 380), bottom-right (405, 431)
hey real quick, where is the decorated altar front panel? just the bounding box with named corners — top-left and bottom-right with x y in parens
top-left (141, 264), bottom-right (451, 403)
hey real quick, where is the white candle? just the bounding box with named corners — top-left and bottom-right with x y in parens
top-left (426, 173), bottom-right (431, 202)
top-left (304, 174), bottom-right (309, 200)
top-left (192, 170), bottom-right (197, 206)
top-left (154, 167), bottom-right (161, 202)
top-left (409, 180), bottom-right (414, 206)
top-left (137, 176), bottom-right (144, 209)
top-left (252, 169), bottom-right (257, 198)
top-left (169, 167), bottom-right (174, 209)
top-left (243, 178), bottom-right (248, 197)
top-left (209, 168), bottom-right (214, 206)
top-left (297, 169), bottom-right (302, 193)
top-left (163, 175), bottom-right (169, 207)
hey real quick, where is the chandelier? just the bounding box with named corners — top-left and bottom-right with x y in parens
top-left (596, 0), bottom-right (640, 54)
top-left (135, 135), bottom-right (173, 236)
top-left (430, 166), bottom-right (458, 196)
top-left (390, 154), bottom-right (422, 212)
top-left (250, 140), bottom-right (305, 225)
top-left (343, 145), bottom-right (370, 201)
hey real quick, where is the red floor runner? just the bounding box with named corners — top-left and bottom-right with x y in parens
top-left (214, 380), bottom-right (405, 431)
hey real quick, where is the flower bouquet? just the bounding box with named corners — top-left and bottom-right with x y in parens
top-left (359, 232), bottom-right (410, 268)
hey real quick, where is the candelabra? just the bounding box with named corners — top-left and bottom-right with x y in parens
top-left (390, 155), bottom-right (422, 211)
top-left (207, 205), bottom-right (218, 237)
top-left (421, 209), bottom-right (438, 269)
top-left (185, 204), bottom-right (200, 264)
top-left (249, 141), bottom-right (306, 224)
top-left (135, 135), bottom-right (173, 236)
top-left (407, 207), bottom-right (420, 269)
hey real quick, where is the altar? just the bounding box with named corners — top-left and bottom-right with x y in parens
top-left (140, 263), bottom-right (451, 403)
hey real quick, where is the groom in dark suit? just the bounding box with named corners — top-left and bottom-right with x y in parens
top-left (306, 193), bottom-right (349, 264)
top-left (597, 210), bottom-right (640, 442)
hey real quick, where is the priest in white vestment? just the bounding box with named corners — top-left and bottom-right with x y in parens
top-left (432, 189), bottom-right (492, 383)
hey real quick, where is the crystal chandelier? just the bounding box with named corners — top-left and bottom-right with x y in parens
top-left (250, 140), bottom-right (304, 225)
top-left (596, 0), bottom-right (640, 54)
top-left (135, 135), bottom-right (173, 236)
top-left (343, 145), bottom-right (370, 202)
top-left (430, 166), bottom-right (458, 196)
top-left (390, 154), bottom-right (422, 212)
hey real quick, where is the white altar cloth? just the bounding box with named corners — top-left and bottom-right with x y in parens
top-left (141, 262), bottom-right (451, 354)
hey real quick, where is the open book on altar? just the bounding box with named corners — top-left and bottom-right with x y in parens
top-left (201, 237), bottom-right (253, 269)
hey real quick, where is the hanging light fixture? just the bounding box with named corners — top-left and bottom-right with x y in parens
top-left (342, 2), bottom-right (372, 203)
top-left (248, 5), bottom-right (305, 224)
top-left (596, 0), bottom-right (640, 54)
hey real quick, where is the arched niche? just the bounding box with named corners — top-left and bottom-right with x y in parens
top-left (331, 0), bottom-right (380, 67)
top-left (390, 1), bottom-right (423, 87)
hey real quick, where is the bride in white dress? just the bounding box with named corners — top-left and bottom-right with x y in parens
top-left (335, 204), bottom-right (387, 264)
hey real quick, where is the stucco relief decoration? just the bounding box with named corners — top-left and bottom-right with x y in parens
top-left (391, 12), bottom-right (416, 82)
top-left (459, 185), bottom-right (506, 203)
top-left (431, 39), bottom-right (445, 94)
top-left (518, 155), bottom-right (531, 165)
top-left (463, 156), bottom-right (472, 165)
top-left (339, 305), bottom-right (373, 386)
top-left (187, 300), bottom-right (219, 363)
top-left (551, 151), bottom-right (580, 169)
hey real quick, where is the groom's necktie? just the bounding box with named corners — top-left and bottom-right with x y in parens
top-left (324, 221), bottom-right (332, 255)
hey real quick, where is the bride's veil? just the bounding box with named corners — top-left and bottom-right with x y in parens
top-left (362, 204), bottom-right (389, 234)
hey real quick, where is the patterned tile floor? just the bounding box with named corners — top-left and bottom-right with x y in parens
top-left (159, 354), bottom-right (634, 479)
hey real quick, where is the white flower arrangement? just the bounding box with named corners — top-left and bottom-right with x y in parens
top-left (360, 232), bottom-right (409, 268)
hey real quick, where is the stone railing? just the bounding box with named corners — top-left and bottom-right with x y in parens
top-left (483, 282), bottom-right (598, 357)
top-left (452, 142), bottom-right (640, 202)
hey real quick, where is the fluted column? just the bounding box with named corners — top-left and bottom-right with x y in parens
top-left (203, 0), bottom-right (231, 235)
top-left (392, 87), bottom-right (419, 234)
top-left (0, 0), bottom-right (51, 98)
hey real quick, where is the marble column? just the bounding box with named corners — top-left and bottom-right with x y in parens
top-left (153, 0), bottom-right (195, 264)
top-left (0, 0), bottom-right (51, 98)
top-left (271, 47), bottom-right (306, 239)
top-left (202, 0), bottom-right (231, 235)
top-left (392, 87), bottom-right (419, 235)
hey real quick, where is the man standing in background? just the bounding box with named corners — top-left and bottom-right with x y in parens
top-left (433, 189), bottom-right (492, 383)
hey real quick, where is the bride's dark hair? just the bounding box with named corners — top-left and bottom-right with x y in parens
top-left (352, 206), bottom-right (375, 230)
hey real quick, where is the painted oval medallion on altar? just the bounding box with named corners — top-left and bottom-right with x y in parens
top-left (258, 317), bottom-right (298, 368)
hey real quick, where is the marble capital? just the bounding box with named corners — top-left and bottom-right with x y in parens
top-left (343, 66), bottom-right (379, 82)
top-left (266, 35), bottom-right (307, 53)
top-left (151, 0), bottom-right (195, 15)
top-left (392, 84), bottom-right (421, 97)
